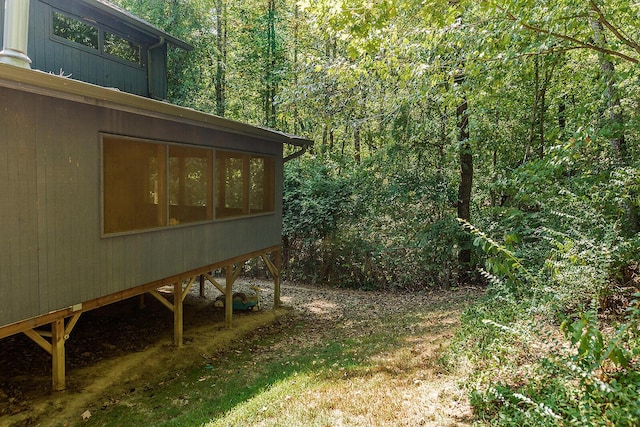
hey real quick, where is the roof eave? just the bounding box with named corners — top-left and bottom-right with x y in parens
top-left (85, 0), bottom-right (194, 51)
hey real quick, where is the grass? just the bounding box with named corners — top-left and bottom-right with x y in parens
top-left (79, 289), bottom-right (475, 426)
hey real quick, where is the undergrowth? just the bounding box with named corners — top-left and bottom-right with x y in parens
top-left (450, 220), bottom-right (640, 426)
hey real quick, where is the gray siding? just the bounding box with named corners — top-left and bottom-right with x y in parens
top-left (0, 89), bottom-right (41, 323)
top-left (1, 0), bottom-right (157, 97)
top-left (0, 84), bottom-right (284, 327)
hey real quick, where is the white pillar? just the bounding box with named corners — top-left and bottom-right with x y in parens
top-left (0, 0), bottom-right (31, 68)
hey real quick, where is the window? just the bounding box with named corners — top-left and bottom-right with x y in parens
top-left (215, 151), bottom-right (275, 219)
top-left (51, 9), bottom-right (142, 66)
top-left (103, 137), bottom-right (166, 234)
top-left (52, 11), bottom-right (98, 50)
top-left (216, 151), bottom-right (247, 218)
top-left (250, 156), bottom-right (275, 214)
top-left (104, 32), bottom-right (141, 64)
top-left (169, 146), bottom-right (213, 225)
top-left (103, 136), bottom-right (275, 234)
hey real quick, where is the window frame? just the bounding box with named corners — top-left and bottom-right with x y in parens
top-left (50, 8), bottom-right (144, 67)
top-left (214, 150), bottom-right (277, 220)
top-left (101, 134), bottom-right (277, 237)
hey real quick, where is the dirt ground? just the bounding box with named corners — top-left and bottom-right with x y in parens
top-left (0, 279), bottom-right (476, 427)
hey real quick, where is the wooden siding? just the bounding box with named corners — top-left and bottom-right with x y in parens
top-left (0, 0), bottom-right (155, 97)
top-left (0, 79), bottom-right (284, 328)
top-left (32, 1), bottom-right (149, 96)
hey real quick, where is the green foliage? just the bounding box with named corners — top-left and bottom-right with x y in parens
top-left (463, 300), bottom-right (640, 426)
top-left (283, 157), bottom-right (352, 241)
top-left (451, 220), bottom-right (640, 426)
top-left (282, 150), bottom-right (461, 289)
top-left (91, 0), bottom-right (640, 423)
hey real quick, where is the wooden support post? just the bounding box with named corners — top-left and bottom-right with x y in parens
top-left (199, 274), bottom-right (206, 297)
top-left (274, 249), bottom-right (282, 309)
top-left (138, 293), bottom-right (146, 309)
top-left (261, 250), bottom-right (281, 309)
top-left (174, 282), bottom-right (183, 347)
top-left (51, 319), bottom-right (65, 391)
top-left (23, 313), bottom-right (82, 391)
top-left (225, 265), bottom-right (234, 329)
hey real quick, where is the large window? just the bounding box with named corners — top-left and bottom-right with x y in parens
top-left (103, 136), bottom-right (275, 234)
top-left (249, 156), bottom-right (275, 214)
top-left (103, 137), bottom-right (166, 234)
top-left (215, 151), bottom-right (275, 219)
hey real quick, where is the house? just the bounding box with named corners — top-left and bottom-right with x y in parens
top-left (0, 0), bottom-right (310, 391)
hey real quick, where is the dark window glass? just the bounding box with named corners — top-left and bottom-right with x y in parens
top-left (216, 151), bottom-right (247, 218)
top-left (104, 32), bottom-right (141, 64)
top-left (215, 151), bottom-right (275, 219)
top-left (52, 11), bottom-right (98, 49)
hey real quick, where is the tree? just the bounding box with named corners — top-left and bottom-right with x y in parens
top-left (215, 0), bottom-right (227, 116)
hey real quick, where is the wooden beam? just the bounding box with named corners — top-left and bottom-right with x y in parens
top-left (180, 276), bottom-right (196, 304)
top-left (261, 254), bottom-right (278, 278)
top-left (138, 294), bottom-right (146, 309)
top-left (64, 313), bottom-right (82, 338)
top-left (274, 249), bottom-right (282, 309)
top-left (51, 319), bottom-right (65, 391)
top-left (230, 263), bottom-right (243, 284)
top-left (148, 289), bottom-right (175, 312)
top-left (203, 273), bottom-right (225, 294)
top-left (23, 329), bottom-right (52, 355)
top-left (261, 251), bottom-right (282, 309)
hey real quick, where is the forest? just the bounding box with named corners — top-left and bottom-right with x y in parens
top-left (113, 0), bottom-right (640, 425)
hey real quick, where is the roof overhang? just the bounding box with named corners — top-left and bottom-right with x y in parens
top-left (87, 0), bottom-right (193, 51)
top-left (41, 0), bottom-right (193, 51)
top-left (0, 64), bottom-right (311, 148)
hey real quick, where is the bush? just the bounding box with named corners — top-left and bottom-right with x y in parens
top-left (450, 221), bottom-right (640, 426)
top-left (282, 153), bottom-right (461, 289)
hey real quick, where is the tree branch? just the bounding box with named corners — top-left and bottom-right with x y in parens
top-left (588, 0), bottom-right (640, 56)
top-left (492, 3), bottom-right (639, 64)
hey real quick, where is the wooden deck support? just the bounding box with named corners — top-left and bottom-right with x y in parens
top-left (199, 274), bottom-right (206, 297)
top-left (225, 264), bottom-right (241, 328)
top-left (52, 319), bottom-right (65, 391)
top-left (2, 245), bottom-right (282, 391)
top-left (22, 313), bottom-right (82, 391)
top-left (261, 248), bottom-right (282, 309)
top-left (148, 276), bottom-right (196, 347)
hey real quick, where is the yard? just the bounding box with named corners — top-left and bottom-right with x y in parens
top-left (0, 281), bottom-right (480, 426)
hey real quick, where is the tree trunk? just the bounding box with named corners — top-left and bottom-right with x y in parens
top-left (590, 16), bottom-right (639, 233)
top-left (215, 0), bottom-right (227, 117)
top-left (264, 0), bottom-right (277, 128)
top-left (558, 97), bottom-right (566, 139)
top-left (292, 4), bottom-right (300, 135)
top-left (456, 74), bottom-right (473, 281)
top-left (354, 125), bottom-right (361, 163)
top-left (525, 56), bottom-right (540, 162)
